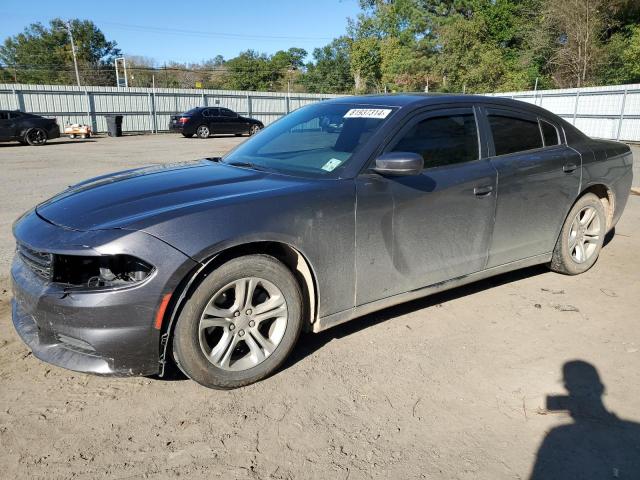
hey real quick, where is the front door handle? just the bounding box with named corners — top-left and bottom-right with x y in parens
top-left (474, 185), bottom-right (493, 197)
top-left (563, 163), bottom-right (577, 173)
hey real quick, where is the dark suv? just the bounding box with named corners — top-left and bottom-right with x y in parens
top-left (0, 110), bottom-right (60, 146)
top-left (169, 107), bottom-right (263, 138)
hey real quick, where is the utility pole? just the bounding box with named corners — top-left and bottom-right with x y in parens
top-left (65, 21), bottom-right (81, 87)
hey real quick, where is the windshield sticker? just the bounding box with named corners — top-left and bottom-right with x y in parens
top-left (344, 108), bottom-right (392, 119)
top-left (321, 158), bottom-right (343, 172)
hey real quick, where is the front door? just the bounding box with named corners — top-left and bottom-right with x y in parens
top-left (0, 111), bottom-right (16, 140)
top-left (355, 107), bottom-right (498, 306)
top-left (482, 107), bottom-right (582, 267)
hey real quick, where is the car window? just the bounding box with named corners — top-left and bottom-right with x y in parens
top-left (222, 102), bottom-right (396, 177)
top-left (390, 111), bottom-right (479, 169)
top-left (202, 109), bottom-right (210, 117)
top-left (208, 108), bottom-right (220, 117)
top-left (540, 119), bottom-right (560, 147)
top-left (220, 108), bottom-right (236, 118)
top-left (489, 114), bottom-right (543, 156)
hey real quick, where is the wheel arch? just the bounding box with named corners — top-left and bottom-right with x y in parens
top-left (579, 183), bottom-right (615, 231)
top-left (157, 240), bottom-right (319, 376)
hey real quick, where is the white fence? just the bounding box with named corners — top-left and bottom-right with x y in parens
top-left (488, 83), bottom-right (640, 142)
top-left (0, 84), bottom-right (340, 134)
top-left (1, 83), bottom-right (639, 142)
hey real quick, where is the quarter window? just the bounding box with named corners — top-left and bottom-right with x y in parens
top-left (540, 120), bottom-right (560, 146)
top-left (391, 113), bottom-right (479, 169)
top-left (489, 114), bottom-right (543, 156)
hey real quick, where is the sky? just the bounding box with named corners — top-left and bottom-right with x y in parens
top-left (0, 0), bottom-right (361, 64)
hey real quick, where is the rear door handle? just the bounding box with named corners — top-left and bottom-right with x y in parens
top-left (563, 163), bottom-right (577, 173)
top-left (474, 185), bottom-right (493, 197)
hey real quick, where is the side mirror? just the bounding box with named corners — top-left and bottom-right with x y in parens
top-left (372, 152), bottom-right (424, 176)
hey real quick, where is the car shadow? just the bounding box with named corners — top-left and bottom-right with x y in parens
top-left (529, 360), bottom-right (640, 479)
top-left (282, 263), bottom-right (549, 371)
top-left (0, 139), bottom-right (97, 147)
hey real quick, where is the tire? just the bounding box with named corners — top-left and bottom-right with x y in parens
top-left (24, 128), bottom-right (48, 146)
top-left (196, 125), bottom-right (210, 139)
top-left (550, 193), bottom-right (606, 275)
top-left (69, 134), bottom-right (76, 139)
top-left (250, 125), bottom-right (261, 136)
top-left (182, 133), bottom-right (194, 138)
top-left (173, 254), bottom-right (303, 389)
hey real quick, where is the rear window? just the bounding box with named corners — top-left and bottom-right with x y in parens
top-left (540, 120), bottom-right (560, 146)
top-left (489, 114), bottom-right (543, 156)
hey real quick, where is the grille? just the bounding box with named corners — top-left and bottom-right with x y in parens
top-left (17, 243), bottom-right (53, 280)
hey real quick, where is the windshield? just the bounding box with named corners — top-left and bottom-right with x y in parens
top-left (222, 103), bottom-right (396, 177)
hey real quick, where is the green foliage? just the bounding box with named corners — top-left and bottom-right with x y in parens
top-left (0, 18), bottom-right (120, 85)
top-left (2, 2), bottom-right (638, 93)
top-left (302, 37), bottom-right (354, 93)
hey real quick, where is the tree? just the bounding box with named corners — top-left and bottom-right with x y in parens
top-left (302, 37), bottom-right (354, 93)
top-left (538, 0), bottom-right (608, 87)
top-left (0, 18), bottom-right (120, 85)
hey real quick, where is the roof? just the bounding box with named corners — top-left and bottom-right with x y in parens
top-left (326, 93), bottom-right (535, 110)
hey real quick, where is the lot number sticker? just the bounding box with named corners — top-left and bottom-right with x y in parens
top-left (344, 108), bottom-right (392, 119)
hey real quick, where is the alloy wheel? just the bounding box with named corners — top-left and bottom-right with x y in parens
top-left (197, 125), bottom-right (210, 138)
top-left (198, 277), bottom-right (288, 371)
top-left (568, 206), bottom-right (601, 264)
top-left (26, 128), bottom-right (47, 145)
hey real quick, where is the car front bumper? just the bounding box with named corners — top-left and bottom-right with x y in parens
top-left (11, 210), bottom-right (197, 376)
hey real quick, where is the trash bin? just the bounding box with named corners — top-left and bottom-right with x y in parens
top-left (105, 114), bottom-right (123, 137)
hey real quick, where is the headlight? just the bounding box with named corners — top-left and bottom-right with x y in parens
top-left (53, 254), bottom-right (155, 290)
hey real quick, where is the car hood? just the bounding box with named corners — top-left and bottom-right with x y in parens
top-left (35, 160), bottom-right (303, 231)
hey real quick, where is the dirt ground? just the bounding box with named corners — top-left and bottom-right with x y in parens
top-left (0, 135), bottom-right (639, 479)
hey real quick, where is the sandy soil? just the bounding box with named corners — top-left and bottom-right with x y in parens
top-left (0, 135), bottom-right (638, 479)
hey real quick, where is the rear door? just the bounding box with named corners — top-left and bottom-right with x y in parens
top-left (355, 106), bottom-right (498, 305)
top-left (219, 108), bottom-right (241, 133)
top-left (481, 107), bottom-right (581, 267)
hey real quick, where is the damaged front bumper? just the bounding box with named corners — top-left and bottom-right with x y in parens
top-left (11, 210), bottom-right (197, 376)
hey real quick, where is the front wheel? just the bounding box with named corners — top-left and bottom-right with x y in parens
top-left (173, 255), bottom-right (303, 389)
top-left (196, 125), bottom-right (210, 139)
top-left (550, 193), bottom-right (606, 275)
top-left (250, 125), bottom-right (261, 136)
top-left (24, 128), bottom-right (48, 146)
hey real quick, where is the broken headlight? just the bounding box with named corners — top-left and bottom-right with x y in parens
top-left (53, 254), bottom-right (154, 290)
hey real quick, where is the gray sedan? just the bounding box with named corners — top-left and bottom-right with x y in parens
top-left (11, 94), bottom-right (633, 388)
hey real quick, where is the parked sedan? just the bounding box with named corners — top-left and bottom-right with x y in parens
top-left (12, 94), bottom-right (633, 389)
top-left (0, 110), bottom-right (60, 145)
top-left (169, 107), bottom-right (263, 138)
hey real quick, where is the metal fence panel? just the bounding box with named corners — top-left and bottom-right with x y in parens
top-left (3, 83), bottom-right (639, 141)
top-left (0, 83), bottom-right (340, 134)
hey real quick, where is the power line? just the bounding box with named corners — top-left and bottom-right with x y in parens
top-left (100, 20), bottom-right (334, 42)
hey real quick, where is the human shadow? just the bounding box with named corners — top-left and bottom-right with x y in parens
top-left (529, 360), bottom-right (640, 479)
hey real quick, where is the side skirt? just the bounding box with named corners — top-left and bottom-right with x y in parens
top-left (313, 252), bottom-right (552, 333)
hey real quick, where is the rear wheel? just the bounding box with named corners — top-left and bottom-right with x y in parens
top-left (196, 125), bottom-right (210, 139)
top-left (550, 193), bottom-right (606, 275)
top-left (173, 255), bottom-right (303, 389)
top-left (24, 128), bottom-right (48, 146)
